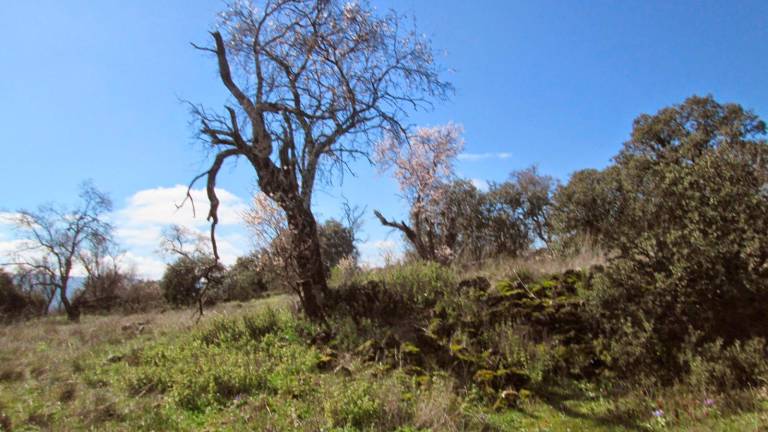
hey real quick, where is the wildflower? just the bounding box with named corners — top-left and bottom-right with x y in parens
top-left (703, 398), bottom-right (715, 407)
top-left (652, 409), bottom-right (664, 418)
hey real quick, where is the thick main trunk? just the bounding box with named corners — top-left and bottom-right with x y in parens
top-left (285, 204), bottom-right (328, 320)
top-left (59, 282), bottom-right (80, 322)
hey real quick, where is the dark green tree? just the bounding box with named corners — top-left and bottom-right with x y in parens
top-left (318, 219), bottom-right (357, 272)
top-left (590, 95), bottom-right (768, 377)
top-left (221, 255), bottom-right (268, 302)
top-left (161, 257), bottom-right (225, 307)
top-left (550, 166), bottom-right (623, 251)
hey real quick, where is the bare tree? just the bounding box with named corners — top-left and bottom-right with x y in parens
top-left (159, 224), bottom-right (213, 260)
top-left (373, 123), bottom-right (464, 263)
top-left (186, 0), bottom-right (450, 318)
top-left (8, 181), bottom-right (113, 321)
top-left (14, 266), bottom-right (58, 316)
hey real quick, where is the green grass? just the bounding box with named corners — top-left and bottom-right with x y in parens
top-left (1, 295), bottom-right (767, 431)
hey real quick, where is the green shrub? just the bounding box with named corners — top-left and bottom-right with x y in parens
top-left (120, 308), bottom-right (320, 412)
top-left (160, 257), bottom-right (224, 307)
top-left (580, 96), bottom-right (768, 383)
top-left (0, 269), bottom-right (45, 321)
top-left (219, 255), bottom-right (268, 302)
top-left (686, 337), bottom-right (768, 392)
top-left (324, 381), bottom-right (383, 429)
top-left (327, 264), bottom-right (598, 403)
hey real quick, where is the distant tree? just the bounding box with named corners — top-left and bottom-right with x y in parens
top-left (8, 182), bottom-right (113, 321)
top-left (427, 179), bottom-right (486, 263)
top-left (482, 181), bottom-right (532, 258)
top-left (550, 167), bottom-right (622, 251)
top-left (13, 268), bottom-right (57, 315)
top-left (161, 257), bottom-right (213, 307)
top-left (74, 229), bottom-right (127, 312)
top-left (511, 166), bottom-right (557, 250)
top-left (374, 123), bottom-right (464, 263)
top-left (221, 254), bottom-right (268, 302)
top-left (186, 0), bottom-right (450, 319)
top-left (0, 269), bottom-right (42, 321)
top-left (318, 219), bottom-right (357, 271)
top-left (159, 225), bottom-right (224, 311)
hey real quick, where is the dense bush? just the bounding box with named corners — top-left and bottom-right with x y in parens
top-left (116, 280), bottom-right (165, 313)
top-left (160, 257), bottom-right (225, 307)
top-left (73, 268), bottom-right (126, 312)
top-left (580, 96), bottom-right (768, 382)
top-left (0, 269), bottom-right (46, 321)
top-left (394, 169), bottom-right (558, 265)
top-left (74, 270), bottom-right (166, 314)
top-left (219, 255), bottom-right (268, 302)
top-left (324, 261), bottom-right (600, 406)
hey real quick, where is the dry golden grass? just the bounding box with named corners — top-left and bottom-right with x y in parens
top-left (457, 247), bottom-right (606, 284)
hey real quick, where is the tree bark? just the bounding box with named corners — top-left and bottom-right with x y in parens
top-left (373, 210), bottom-right (438, 262)
top-left (284, 203), bottom-right (328, 320)
top-left (59, 282), bottom-right (80, 322)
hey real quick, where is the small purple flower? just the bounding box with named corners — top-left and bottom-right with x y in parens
top-left (703, 398), bottom-right (715, 407)
top-left (652, 409), bottom-right (664, 418)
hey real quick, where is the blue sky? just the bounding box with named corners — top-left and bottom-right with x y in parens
top-left (2, 0), bottom-right (767, 277)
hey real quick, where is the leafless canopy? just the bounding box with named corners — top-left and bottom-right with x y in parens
top-left (186, 0), bottom-right (451, 258)
top-left (8, 181), bottom-right (113, 321)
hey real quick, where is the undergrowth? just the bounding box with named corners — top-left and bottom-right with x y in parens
top-left (2, 268), bottom-right (768, 431)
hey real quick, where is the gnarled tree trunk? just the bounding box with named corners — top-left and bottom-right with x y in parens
top-left (284, 204), bottom-right (327, 319)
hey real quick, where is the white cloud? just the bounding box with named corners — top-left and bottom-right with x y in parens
top-left (115, 225), bottom-right (164, 249)
top-left (0, 212), bottom-right (19, 224)
top-left (0, 239), bottom-right (28, 267)
top-left (360, 239), bottom-right (398, 251)
top-left (457, 152), bottom-right (513, 161)
top-left (118, 251), bottom-right (168, 280)
top-left (114, 185), bottom-right (248, 249)
top-left (0, 212), bottom-right (19, 241)
top-left (359, 238), bottom-right (402, 268)
top-left (112, 185), bottom-right (251, 278)
top-left (116, 185), bottom-right (247, 229)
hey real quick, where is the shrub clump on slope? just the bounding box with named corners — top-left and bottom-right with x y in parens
top-left (324, 262), bottom-right (600, 408)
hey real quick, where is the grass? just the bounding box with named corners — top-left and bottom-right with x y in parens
top-left (1, 293), bottom-right (767, 431)
top-left (455, 248), bottom-right (607, 284)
